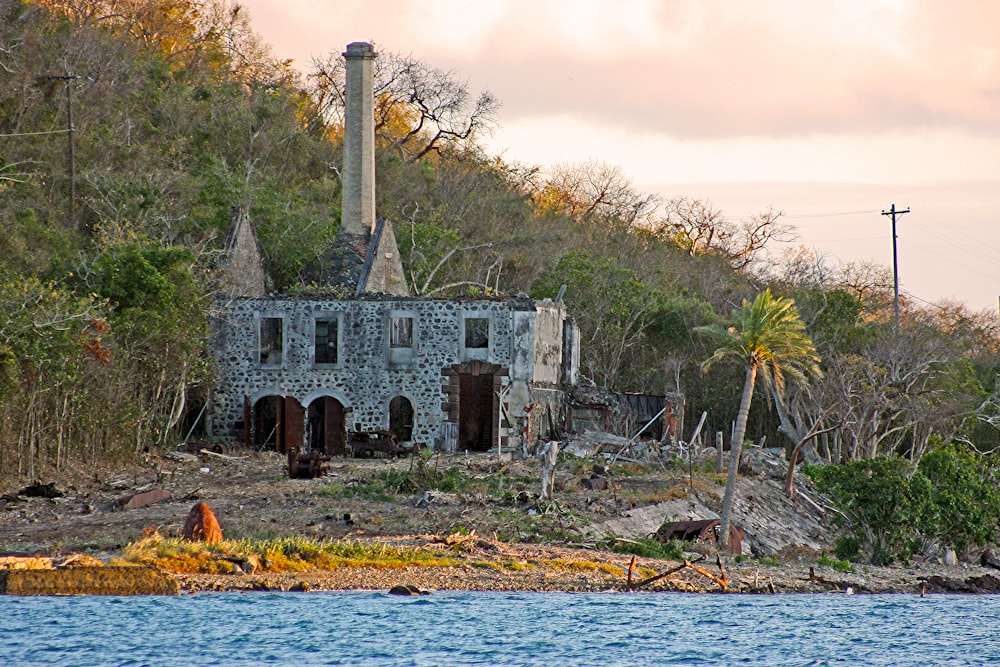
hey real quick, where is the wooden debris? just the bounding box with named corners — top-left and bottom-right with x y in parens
top-left (626, 554), bottom-right (728, 591)
top-left (627, 560), bottom-right (692, 591)
top-left (685, 557), bottom-right (728, 591)
top-left (54, 554), bottom-right (104, 569)
top-left (199, 448), bottom-right (245, 461)
top-left (803, 566), bottom-right (861, 592)
top-left (163, 451), bottom-right (198, 462)
top-left (442, 529), bottom-right (478, 550)
top-left (117, 488), bottom-right (172, 510)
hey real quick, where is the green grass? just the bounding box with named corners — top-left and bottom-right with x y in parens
top-left (604, 537), bottom-right (685, 561)
top-left (319, 464), bottom-right (471, 500)
top-left (818, 554), bottom-right (853, 572)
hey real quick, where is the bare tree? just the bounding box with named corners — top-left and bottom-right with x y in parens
top-left (310, 48), bottom-right (499, 162)
top-left (659, 197), bottom-right (795, 270)
top-left (537, 160), bottom-right (660, 229)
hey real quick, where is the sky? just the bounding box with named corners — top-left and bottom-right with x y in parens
top-left (239, 0), bottom-right (1000, 314)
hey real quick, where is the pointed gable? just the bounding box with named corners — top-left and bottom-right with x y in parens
top-left (357, 218), bottom-right (409, 296)
top-left (217, 206), bottom-right (267, 298)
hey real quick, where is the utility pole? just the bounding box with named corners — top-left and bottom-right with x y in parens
top-left (46, 74), bottom-right (87, 231)
top-left (881, 203), bottom-right (910, 327)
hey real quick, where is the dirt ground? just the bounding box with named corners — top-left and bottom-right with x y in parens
top-left (1, 446), bottom-right (998, 594)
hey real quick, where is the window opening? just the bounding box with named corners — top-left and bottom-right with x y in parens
top-left (258, 316), bottom-right (283, 365)
top-left (390, 316), bottom-right (414, 348)
top-left (464, 317), bottom-right (490, 349)
top-left (314, 318), bottom-right (338, 364)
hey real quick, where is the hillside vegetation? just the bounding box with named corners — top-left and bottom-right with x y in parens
top-left (2, 0), bottom-right (998, 563)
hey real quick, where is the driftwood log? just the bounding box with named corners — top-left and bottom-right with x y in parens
top-left (627, 554), bottom-right (729, 591)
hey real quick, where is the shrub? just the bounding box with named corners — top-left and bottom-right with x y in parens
top-left (916, 443), bottom-right (1000, 555)
top-left (818, 554), bottom-right (852, 572)
top-left (833, 536), bottom-right (861, 562)
top-left (806, 457), bottom-right (931, 565)
top-left (605, 537), bottom-right (684, 561)
top-left (320, 461), bottom-right (471, 499)
top-left (808, 446), bottom-right (1000, 565)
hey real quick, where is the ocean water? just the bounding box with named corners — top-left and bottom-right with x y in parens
top-left (0, 591), bottom-right (996, 666)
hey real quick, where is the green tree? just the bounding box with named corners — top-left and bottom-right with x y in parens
top-left (532, 251), bottom-right (670, 389)
top-left (917, 442), bottom-right (1000, 555)
top-left (697, 289), bottom-right (821, 548)
top-left (807, 456), bottom-right (932, 564)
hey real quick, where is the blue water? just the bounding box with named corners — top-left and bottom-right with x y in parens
top-left (0, 592), bottom-right (996, 666)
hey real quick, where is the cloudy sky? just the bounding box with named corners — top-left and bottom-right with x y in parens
top-left (240, 0), bottom-right (1000, 313)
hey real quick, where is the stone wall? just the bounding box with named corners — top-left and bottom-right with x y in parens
top-left (210, 296), bottom-right (570, 451)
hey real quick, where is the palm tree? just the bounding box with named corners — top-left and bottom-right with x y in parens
top-left (696, 289), bottom-right (822, 551)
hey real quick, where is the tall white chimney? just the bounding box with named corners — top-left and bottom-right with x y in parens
top-left (341, 42), bottom-right (377, 237)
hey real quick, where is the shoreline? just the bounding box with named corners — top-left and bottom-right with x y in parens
top-left (174, 561), bottom-right (1000, 596)
top-left (3, 536), bottom-right (1000, 596)
top-left (166, 535), bottom-right (1000, 596)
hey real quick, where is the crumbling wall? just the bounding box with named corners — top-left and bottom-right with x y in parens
top-left (525, 387), bottom-right (567, 452)
top-left (531, 301), bottom-right (566, 386)
top-left (211, 297), bottom-right (520, 448)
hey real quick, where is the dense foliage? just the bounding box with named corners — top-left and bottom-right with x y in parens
top-left (807, 445), bottom-right (1000, 564)
top-left (1, 0), bottom-right (998, 550)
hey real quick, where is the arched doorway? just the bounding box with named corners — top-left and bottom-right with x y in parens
top-left (251, 395), bottom-right (304, 453)
top-left (307, 396), bottom-right (346, 456)
top-left (388, 396), bottom-right (414, 443)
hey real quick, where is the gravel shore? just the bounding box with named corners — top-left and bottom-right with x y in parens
top-left (174, 536), bottom-right (1000, 596)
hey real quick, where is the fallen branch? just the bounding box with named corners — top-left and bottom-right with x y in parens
top-left (685, 557), bottom-right (728, 591)
top-left (627, 554), bottom-right (707, 591)
top-left (803, 566), bottom-right (861, 592)
top-left (199, 449), bottom-right (246, 461)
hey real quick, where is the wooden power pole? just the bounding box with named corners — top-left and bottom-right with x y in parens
top-left (881, 203), bottom-right (910, 327)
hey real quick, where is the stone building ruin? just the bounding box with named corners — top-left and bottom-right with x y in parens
top-left (207, 42), bottom-right (579, 455)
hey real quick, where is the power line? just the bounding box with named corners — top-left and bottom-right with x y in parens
top-left (900, 289), bottom-right (999, 333)
top-left (0, 129), bottom-right (72, 138)
top-left (907, 214), bottom-right (1000, 267)
top-left (784, 208), bottom-right (880, 219)
top-left (785, 235), bottom-right (887, 243)
top-left (901, 237), bottom-right (1000, 282)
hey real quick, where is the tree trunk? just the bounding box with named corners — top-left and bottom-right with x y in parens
top-left (719, 364), bottom-right (757, 551)
top-left (540, 441), bottom-right (558, 502)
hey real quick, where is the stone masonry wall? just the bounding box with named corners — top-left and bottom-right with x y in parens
top-left (210, 296), bottom-right (560, 449)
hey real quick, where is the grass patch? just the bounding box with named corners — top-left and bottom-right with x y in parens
top-left (121, 533), bottom-right (460, 573)
top-left (320, 464), bottom-right (471, 500)
top-left (470, 559), bottom-right (534, 571)
top-left (605, 537), bottom-right (685, 561)
top-left (818, 554), bottom-right (853, 572)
